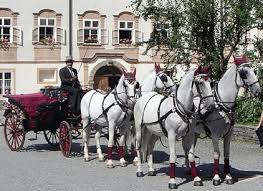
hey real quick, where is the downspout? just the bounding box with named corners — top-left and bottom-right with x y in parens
top-left (69, 0), bottom-right (73, 56)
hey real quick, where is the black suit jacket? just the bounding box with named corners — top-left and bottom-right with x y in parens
top-left (59, 66), bottom-right (81, 88)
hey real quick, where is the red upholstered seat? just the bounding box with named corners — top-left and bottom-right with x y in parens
top-left (7, 93), bottom-right (58, 119)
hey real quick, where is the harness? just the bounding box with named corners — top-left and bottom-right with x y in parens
top-left (141, 88), bottom-right (194, 137)
top-left (87, 88), bottom-right (131, 125)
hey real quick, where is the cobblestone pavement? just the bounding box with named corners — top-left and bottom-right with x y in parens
top-left (0, 127), bottom-right (262, 191)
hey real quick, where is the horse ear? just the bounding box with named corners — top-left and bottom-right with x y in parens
top-left (133, 68), bottom-right (136, 78)
top-left (122, 69), bottom-right (127, 78)
top-left (194, 65), bottom-right (201, 76)
top-left (155, 63), bottom-right (161, 73)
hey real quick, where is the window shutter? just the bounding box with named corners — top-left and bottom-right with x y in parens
top-left (101, 29), bottom-right (109, 45)
top-left (112, 29), bottom-right (119, 45)
top-left (56, 27), bottom-right (65, 44)
top-left (135, 30), bottom-right (143, 43)
top-left (12, 26), bottom-right (22, 45)
top-left (32, 27), bottom-right (39, 43)
top-left (77, 28), bottom-right (84, 45)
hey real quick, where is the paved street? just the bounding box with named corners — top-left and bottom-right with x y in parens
top-left (0, 128), bottom-right (262, 191)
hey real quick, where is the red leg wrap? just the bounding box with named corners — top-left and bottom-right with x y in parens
top-left (214, 159), bottom-right (219, 175)
top-left (190, 161), bottom-right (197, 177)
top-left (170, 163), bottom-right (176, 179)
top-left (118, 146), bottom-right (124, 158)
top-left (107, 147), bottom-right (113, 160)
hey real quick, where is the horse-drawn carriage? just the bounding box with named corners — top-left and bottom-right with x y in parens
top-left (3, 91), bottom-right (64, 151)
top-left (2, 87), bottom-right (120, 158)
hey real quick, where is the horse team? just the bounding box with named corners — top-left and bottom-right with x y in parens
top-left (79, 57), bottom-right (261, 189)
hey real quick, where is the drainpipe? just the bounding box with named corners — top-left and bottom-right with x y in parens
top-left (69, 0), bottom-right (73, 56)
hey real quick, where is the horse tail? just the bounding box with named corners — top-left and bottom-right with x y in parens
top-left (141, 127), bottom-right (150, 163)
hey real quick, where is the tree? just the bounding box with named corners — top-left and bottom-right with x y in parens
top-left (131, 0), bottom-right (263, 79)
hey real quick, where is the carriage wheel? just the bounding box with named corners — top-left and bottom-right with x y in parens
top-left (44, 129), bottom-right (59, 147)
top-left (59, 121), bottom-right (72, 157)
top-left (4, 113), bottom-right (26, 151)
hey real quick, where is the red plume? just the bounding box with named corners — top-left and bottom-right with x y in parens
top-left (233, 55), bottom-right (248, 66)
top-left (155, 63), bottom-right (161, 73)
top-left (194, 65), bottom-right (202, 76)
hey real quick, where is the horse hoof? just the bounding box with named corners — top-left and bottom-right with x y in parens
top-left (148, 171), bottom-right (157, 176)
top-left (107, 164), bottom-right (114, 169)
top-left (168, 183), bottom-right (177, 189)
top-left (98, 157), bottom-right (104, 162)
top-left (225, 179), bottom-right (234, 185)
top-left (84, 158), bottom-right (89, 162)
top-left (136, 171), bottom-right (144, 177)
top-left (213, 179), bottom-right (221, 186)
top-left (121, 162), bottom-right (128, 167)
top-left (194, 180), bottom-right (203, 186)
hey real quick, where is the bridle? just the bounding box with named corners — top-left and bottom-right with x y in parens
top-left (155, 72), bottom-right (175, 92)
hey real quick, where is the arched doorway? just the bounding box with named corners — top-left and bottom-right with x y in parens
top-left (93, 65), bottom-right (122, 91)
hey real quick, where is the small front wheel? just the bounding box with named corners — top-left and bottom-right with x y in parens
top-left (59, 121), bottom-right (72, 157)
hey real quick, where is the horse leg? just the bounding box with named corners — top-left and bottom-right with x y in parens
top-left (167, 130), bottom-right (177, 189)
top-left (135, 125), bottom-right (143, 177)
top-left (212, 137), bottom-right (221, 186)
top-left (130, 124), bottom-right (137, 158)
top-left (147, 134), bottom-right (158, 176)
top-left (223, 128), bottom-right (234, 185)
top-left (106, 121), bottom-right (116, 168)
top-left (182, 132), bottom-right (203, 186)
top-left (118, 126), bottom-right (128, 167)
top-left (82, 118), bottom-right (91, 162)
top-left (95, 126), bottom-right (104, 162)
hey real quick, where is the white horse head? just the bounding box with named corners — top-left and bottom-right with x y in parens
top-left (140, 63), bottom-right (176, 94)
top-left (122, 69), bottom-right (139, 105)
top-left (193, 66), bottom-right (214, 111)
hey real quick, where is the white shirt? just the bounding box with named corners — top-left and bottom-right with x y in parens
top-left (67, 67), bottom-right (75, 77)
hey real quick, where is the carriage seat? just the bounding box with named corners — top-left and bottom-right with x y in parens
top-left (6, 93), bottom-right (58, 119)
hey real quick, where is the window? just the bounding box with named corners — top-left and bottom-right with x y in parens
top-left (119, 21), bottom-right (134, 44)
top-left (39, 18), bottom-right (55, 42)
top-left (0, 72), bottom-right (12, 95)
top-left (155, 22), bottom-right (170, 38)
top-left (38, 69), bottom-right (57, 84)
top-left (83, 19), bottom-right (99, 43)
top-left (0, 18), bottom-right (11, 42)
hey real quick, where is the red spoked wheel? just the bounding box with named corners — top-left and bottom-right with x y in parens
top-left (44, 129), bottom-right (59, 147)
top-left (4, 113), bottom-right (26, 151)
top-left (59, 121), bottom-right (72, 157)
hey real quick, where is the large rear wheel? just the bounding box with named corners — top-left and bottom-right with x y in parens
top-left (4, 113), bottom-right (26, 151)
top-left (59, 121), bottom-right (72, 157)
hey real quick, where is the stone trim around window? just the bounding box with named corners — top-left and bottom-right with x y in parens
top-left (37, 68), bottom-right (58, 84)
top-left (77, 10), bottom-right (107, 46)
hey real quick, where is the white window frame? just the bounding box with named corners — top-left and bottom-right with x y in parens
top-left (38, 17), bottom-right (56, 42)
top-left (0, 70), bottom-right (13, 95)
top-left (83, 19), bottom-right (100, 44)
top-left (0, 17), bottom-right (12, 43)
top-left (118, 21), bottom-right (134, 44)
top-left (155, 22), bottom-right (170, 38)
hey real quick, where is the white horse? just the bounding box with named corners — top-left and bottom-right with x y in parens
top-left (128, 63), bottom-right (176, 156)
top-left (195, 60), bottom-right (261, 185)
top-left (139, 63), bottom-right (176, 95)
top-left (81, 69), bottom-right (138, 168)
top-left (134, 67), bottom-right (213, 189)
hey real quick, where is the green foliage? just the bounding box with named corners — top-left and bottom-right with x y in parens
top-left (131, 0), bottom-right (263, 79)
top-left (236, 98), bottom-right (263, 124)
